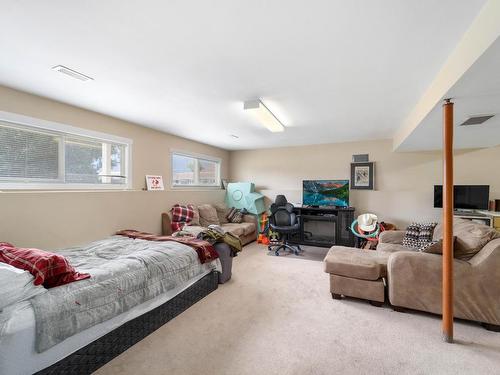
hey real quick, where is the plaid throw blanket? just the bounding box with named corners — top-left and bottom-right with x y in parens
top-left (116, 230), bottom-right (218, 264)
top-left (171, 204), bottom-right (195, 232)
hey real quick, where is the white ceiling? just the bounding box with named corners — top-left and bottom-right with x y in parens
top-left (0, 0), bottom-right (487, 150)
top-left (398, 36), bottom-right (500, 151)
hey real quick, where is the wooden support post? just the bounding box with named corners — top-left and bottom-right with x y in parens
top-left (442, 99), bottom-right (454, 343)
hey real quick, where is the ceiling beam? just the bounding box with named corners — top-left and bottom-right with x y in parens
top-left (393, 0), bottom-right (500, 151)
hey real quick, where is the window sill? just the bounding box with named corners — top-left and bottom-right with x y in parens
top-left (0, 188), bottom-right (138, 194)
top-left (170, 185), bottom-right (223, 191)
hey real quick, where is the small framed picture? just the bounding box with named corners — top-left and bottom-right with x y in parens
top-left (145, 175), bottom-right (165, 191)
top-left (351, 162), bottom-right (374, 190)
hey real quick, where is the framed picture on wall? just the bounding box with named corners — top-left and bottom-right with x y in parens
top-left (146, 175), bottom-right (165, 191)
top-left (351, 162), bottom-right (374, 190)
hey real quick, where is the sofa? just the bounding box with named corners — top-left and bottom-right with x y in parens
top-left (161, 203), bottom-right (258, 246)
top-left (325, 218), bottom-right (500, 330)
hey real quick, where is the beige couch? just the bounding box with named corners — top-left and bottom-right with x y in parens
top-left (325, 218), bottom-right (500, 330)
top-left (383, 219), bottom-right (500, 329)
top-left (161, 204), bottom-right (257, 246)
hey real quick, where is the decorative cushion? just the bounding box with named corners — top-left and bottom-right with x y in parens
top-left (198, 204), bottom-right (220, 227)
top-left (402, 222), bottom-right (437, 250)
top-left (434, 218), bottom-right (499, 260)
top-left (419, 239), bottom-right (442, 254)
top-left (401, 223), bottom-right (420, 249)
top-left (213, 203), bottom-right (230, 224)
top-left (226, 207), bottom-right (244, 223)
top-left (0, 243), bottom-right (90, 288)
top-left (170, 204), bottom-right (195, 232)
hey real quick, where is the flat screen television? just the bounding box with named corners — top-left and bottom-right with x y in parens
top-left (433, 185), bottom-right (489, 210)
top-left (303, 180), bottom-right (349, 207)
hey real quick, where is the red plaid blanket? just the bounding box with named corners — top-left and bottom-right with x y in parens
top-left (0, 242), bottom-right (90, 288)
top-left (116, 230), bottom-right (218, 264)
top-left (170, 204), bottom-right (195, 232)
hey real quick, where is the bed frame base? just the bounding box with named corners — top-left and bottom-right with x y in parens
top-left (36, 270), bottom-right (219, 375)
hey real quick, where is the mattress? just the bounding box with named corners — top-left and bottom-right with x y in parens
top-left (0, 264), bottom-right (218, 375)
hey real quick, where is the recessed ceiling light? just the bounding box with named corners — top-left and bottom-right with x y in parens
top-left (230, 134), bottom-right (239, 139)
top-left (51, 65), bottom-right (94, 81)
top-left (243, 99), bottom-right (285, 132)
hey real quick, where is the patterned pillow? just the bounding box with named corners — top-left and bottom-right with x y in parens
top-left (402, 222), bottom-right (438, 250)
top-left (402, 223), bottom-right (420, 249)
top-left (226, 207), bottom-right (244, 223)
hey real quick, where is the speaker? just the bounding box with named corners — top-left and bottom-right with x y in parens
top-left (352, 154), bottom-right (369, 163)
top-left (495, 199), bottom-right (500, 212)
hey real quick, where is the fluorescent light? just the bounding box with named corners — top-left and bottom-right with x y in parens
top-left (243, 100), bottom-right (285, 132)
top-left (51, 65), bottom-right (94, 81)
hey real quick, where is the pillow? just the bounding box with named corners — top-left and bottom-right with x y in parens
top-left (416, 222), bottom-right (438, 248)
top-left (198, 204), bottom-right (220, 227)
top-left (0, 262), bottom-right (47, 311)
top-left (402, 223), bottom-right (420, 249)
top-left (227, 207), bottom-right (244, 224)
top-left (419, 237), bottom-right (457, 255)
top-left (190, 206), bottom-right (201, 226)
top-left (0, 243), bottom-right (90, 288)
top-left (434, 218), bottom-right (499, 260)
top-left (402, 222), bottom-right (437, 250)
top-left (213, 203), bottom-right (230, 224)
top-left (419, 239), bottom-right (442, 254)
top-left (170, 204), bottom-right (195, 232)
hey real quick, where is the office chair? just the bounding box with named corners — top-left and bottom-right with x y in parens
top-left (268, 202), bottom-right (302, 256)
top-left (274, 194), bottom-right (288, 207)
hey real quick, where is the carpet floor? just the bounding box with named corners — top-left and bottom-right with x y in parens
top-left (95, 242), bottom-right (500, 375)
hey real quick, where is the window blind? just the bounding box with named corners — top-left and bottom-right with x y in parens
top-left (0, 115), bottom-right (131, 189)
top-left (0, 121), bottom-right (60, 181)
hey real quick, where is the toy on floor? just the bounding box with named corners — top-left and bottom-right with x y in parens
top-left (350, 213), bottom-right (397, 249)
top-left (257, 212), bottom-right (270, 245)
top-left (350, 213), bottom-right (382, 241)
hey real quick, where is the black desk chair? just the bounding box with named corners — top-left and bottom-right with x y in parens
top-left (268, 202), bottom-right (302, 256)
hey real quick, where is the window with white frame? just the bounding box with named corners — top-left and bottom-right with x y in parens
top-left (0, 113), bottom-right (132, 189)
top-left (171, 152), bottom-right (221, 187)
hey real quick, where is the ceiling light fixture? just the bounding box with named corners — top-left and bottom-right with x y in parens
top-left (243, 99), bottom-right (285, 132)
top-left (230, 134), bottom-right (239, 139)
top-left (51, 65), bottom-right (94, 81)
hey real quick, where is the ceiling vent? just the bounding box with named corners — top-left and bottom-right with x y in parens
top-left (459, 115), bottom-right (494, 126)
top-left (51, 65), bottom-right (94, 81)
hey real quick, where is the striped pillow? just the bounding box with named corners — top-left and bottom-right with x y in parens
top-left (402, 222), bottom-right (437, 250)
top-left (226, 207), bottom-right (244, 223)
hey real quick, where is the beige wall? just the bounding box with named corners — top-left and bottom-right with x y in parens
top-left (2, 85), bottom-right (499, 248)
top-left (229, 139), bottom-right (500, 229)
top-left (0, 86), bottom-right (229, 249)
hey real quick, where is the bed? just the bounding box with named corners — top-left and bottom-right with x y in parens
top-left (0, 236), bottom-right (220, 375)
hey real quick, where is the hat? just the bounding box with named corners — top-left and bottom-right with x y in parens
top-left (358, 213), bottom-right (378, 232)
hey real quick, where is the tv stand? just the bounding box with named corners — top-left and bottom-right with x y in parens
top-left (454, 210), bottom-right (493, 227)
top-left (290, 206), bottom-right (355, 247)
